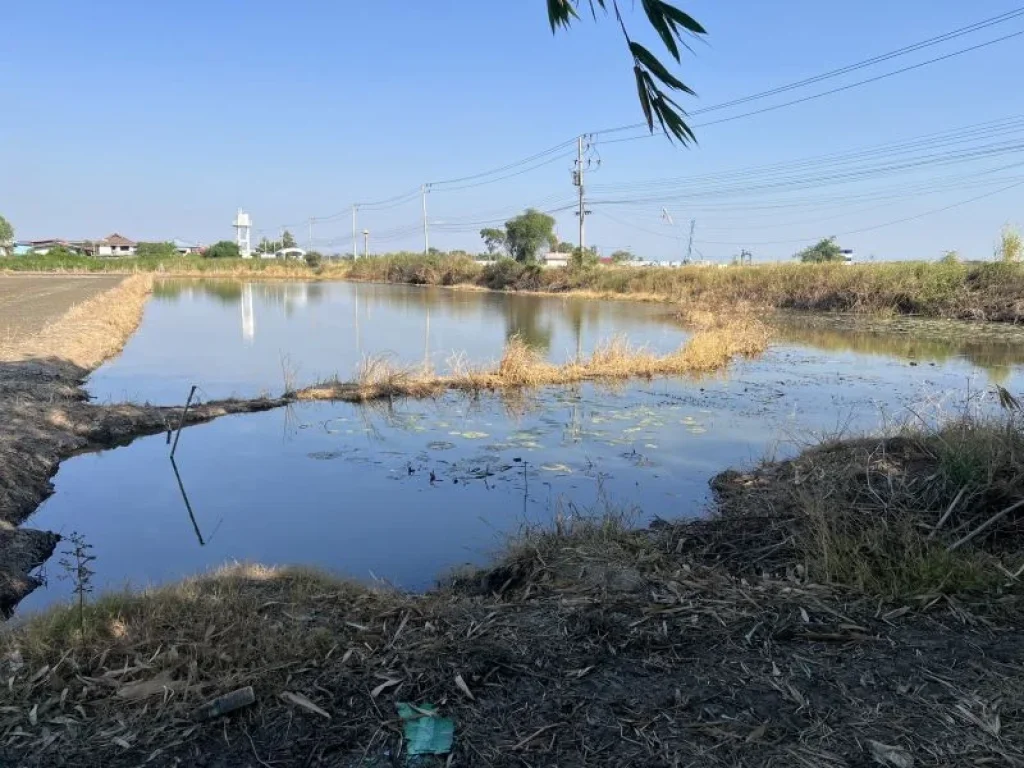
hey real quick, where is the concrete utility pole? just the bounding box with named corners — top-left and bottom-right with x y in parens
top-left (352, 205), bottom-right (358, 260)
top-left (421, 184), bottom-right (430, 255)
top-left (686, 219), bottom-right (696, 264)
top-left (308, 218), bottom-right (314, 253)
top-left (575, 135), bottom-right (586, 252)
top-left (363, 229), bottom-right (369, 259)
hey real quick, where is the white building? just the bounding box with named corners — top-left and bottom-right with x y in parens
top-left (96, 233), bottom-right (137, 256)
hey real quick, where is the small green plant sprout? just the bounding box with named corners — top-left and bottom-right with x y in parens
top-left (58, 532), bottom-right (96, 632)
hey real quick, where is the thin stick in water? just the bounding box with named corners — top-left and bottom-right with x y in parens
top-left (170, 385), bottom-right (198, 458)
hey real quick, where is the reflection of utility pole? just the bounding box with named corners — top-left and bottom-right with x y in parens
top-left (686, 219), bottom-right (696, 264)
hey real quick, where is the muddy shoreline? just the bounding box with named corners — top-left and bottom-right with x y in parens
top-left (0, 276), bottom-right (290, 612)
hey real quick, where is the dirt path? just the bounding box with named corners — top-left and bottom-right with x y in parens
top-left (0, 275), bottom-right (122, 339)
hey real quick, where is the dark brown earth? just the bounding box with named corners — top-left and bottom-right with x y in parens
top-left (0, 275), bottom-right (122, 339)
top-left (1, 533), bottom-right (1021, 766)
top-left (0, 352), bottom-right (287, 613)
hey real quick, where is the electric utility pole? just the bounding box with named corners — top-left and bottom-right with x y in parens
top-left (308, 218), bottom-right (314, 253)
top-left (421, 184), bottom-right (430, 255)
top-left (574, 135), bottom-right (586, 252)
top-left (686, 218), bottom-right (696, 264)
top-left (352, 205), bottom-right (358, 260)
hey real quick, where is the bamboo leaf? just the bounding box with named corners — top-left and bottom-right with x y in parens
top-left (641, 0), bottom-right (680, 61)
top-left (634, 66), bottom-right (655, 132)
top-left (662, 4), bottom-right (706, 34)
top-left (629, 42), bottom-right (688, 92)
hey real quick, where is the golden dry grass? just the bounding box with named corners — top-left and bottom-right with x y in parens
top-left (297, 320), bottom-right (771, 404)
top-left (0, 275), bottom-right (153, 369)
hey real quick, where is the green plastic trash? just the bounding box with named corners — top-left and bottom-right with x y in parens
top-left (396, 703), bottom-right (455, 758)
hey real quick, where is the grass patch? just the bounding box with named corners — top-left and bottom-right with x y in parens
top-left (704, 413), bottom-right (1024, 597)
top-left (297, 320), bottom-right (771, 404)
top-left (8, 253), bottom-right (1024, 322)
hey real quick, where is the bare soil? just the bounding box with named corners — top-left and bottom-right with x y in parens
top-left (0, 275), bottom-right (122, 340)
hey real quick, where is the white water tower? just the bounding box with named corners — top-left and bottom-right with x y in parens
top-left (233, 209), bottom-right (252, 258)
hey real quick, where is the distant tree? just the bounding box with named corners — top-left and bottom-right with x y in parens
top-left (205, 240), bottom-right (241, 259)
top-left (609, 249), bottom-right (634, 263)
top-left (281, 230), bottom-right (297, 249)
top-left (571, 245), bottom-right (599, 269)
top-left (554, 241), bottom-right (576, 254)
top-left (257, 236), bottom-right (280, 255)
top-left (0, 214), bottom-right (12, 256)
top-left (504, 209), bottom-right (556, 263)
top-left (794, 237), bottom-right (845, 264)
top-left (997, 224), bottom-right (1022, 263)
top-left (136, 241), bottom-right (179, 259)
top-left (479, 227), bottom-right (508, 256)
top-left (304, 250), bottom-right (324, 268)
top-left (45, 245), bottom-right (77, 259)
top-left (547, 2), bottom-right (705, 143)
top-left (939, 250), bottom-right (960, 265)
top-left (547, 233), bottom-right (559, 252)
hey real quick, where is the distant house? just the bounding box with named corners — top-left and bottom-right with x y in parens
top-left (272, 247), bottom-right (306, 260)
top-left (173, 239), bottom-right (202, 255)
top-left (14, 239), bottom-right (86, 256)
top-left (541, 252), bottom-right (570, 269)
top-left (96, 233), bottom-right (137, 257)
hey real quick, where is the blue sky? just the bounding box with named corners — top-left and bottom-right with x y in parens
top-left (2, 1), bottom-right (1022, 261)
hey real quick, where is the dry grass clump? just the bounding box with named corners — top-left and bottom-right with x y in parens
top-left (299, 323), bottom-right (770, 404)
top-left (703, 412), bottom-right (1024, 597)
top-left (0, 275), bottom-right (152, 369)
top-left (678, 317), bottom-right (773, 372)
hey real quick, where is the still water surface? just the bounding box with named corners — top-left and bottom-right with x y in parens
top-left (20, 280), bottom-right (1024, 614)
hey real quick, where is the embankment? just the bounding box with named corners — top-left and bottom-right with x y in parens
top-left (2, 414), bottom-right (1022, 766)
top-left (7, 252), bottom-right (1024, 322)
top-left (0, 276), bottom-right (286, 611)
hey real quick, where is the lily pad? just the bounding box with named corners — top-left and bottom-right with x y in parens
top-left (427, 441), bottom-right (456, 451)
top-left (540, 463), bottom-right (573, 473)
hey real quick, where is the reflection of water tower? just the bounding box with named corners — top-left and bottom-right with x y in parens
top-left (241, 283), bottom-right (255, 343)
top-left (233, 209), bottom-right (252, 258)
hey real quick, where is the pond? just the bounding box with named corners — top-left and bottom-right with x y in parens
top-left (19, 280), bottom-right (1024, 614)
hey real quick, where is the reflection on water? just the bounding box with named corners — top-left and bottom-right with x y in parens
top-left (773, 313), bottom-right (1024, 384)
top-left (27, 340), bottom-right (1024, 614)
top-left (92, 280), bottom-right (689, 405)
top-left (30, 279), bottom-right (1024, 614)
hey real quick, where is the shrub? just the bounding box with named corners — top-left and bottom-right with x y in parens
top-left (136, 242), bottom-right (179, 259)
top-left (205, 241), bottom-right (240, 259)
top-left (304, 251), bottom-right (324, 268)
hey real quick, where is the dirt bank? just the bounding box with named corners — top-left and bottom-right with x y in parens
top-left (1, 468), bottom-right (1020, 766)
top-left (0, 275), bottom-right (124, 339)
top-left (0, 276), bottom-right (287, 613)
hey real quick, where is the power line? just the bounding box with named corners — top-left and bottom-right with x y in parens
top-left (590, 8), bottom-right (1024, 136)
top-left (692, 179), bottom-right (1024, 247)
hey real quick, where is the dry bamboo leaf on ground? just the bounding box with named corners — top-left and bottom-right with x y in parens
top-left (279, 691), bottom-right (331, 719)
